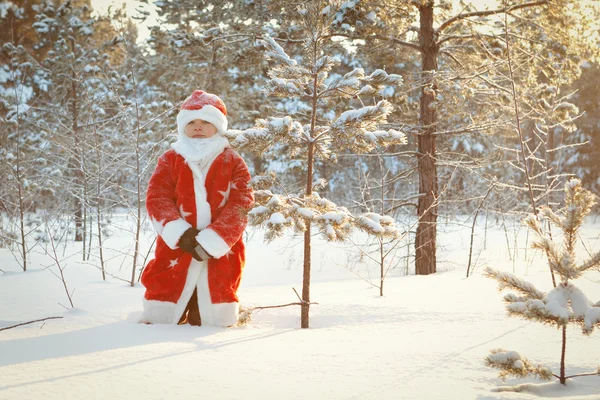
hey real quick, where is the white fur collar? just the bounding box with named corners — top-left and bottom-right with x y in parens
top-left (171, 134), bottom-right (230, 170)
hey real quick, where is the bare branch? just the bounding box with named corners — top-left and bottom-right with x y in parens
top-left (436, 0), bottom-right (549, 34)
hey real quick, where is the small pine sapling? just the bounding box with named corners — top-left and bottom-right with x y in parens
top-left (485, 179), bottom-right (600, 385)
top-left (228, 2), bottom-right (406, 328)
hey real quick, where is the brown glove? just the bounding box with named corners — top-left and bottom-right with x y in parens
top-left (178, 228), bottom-right (212, 262)
top-left (178, 228), bottom-right (200, 254)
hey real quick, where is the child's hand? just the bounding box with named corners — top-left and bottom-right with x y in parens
top-left (192, 244), bottom-right (212, 262)
top-left (178, 228), bottom-right (201, 254)
top-left (178, 228), bottom-right (212, 261)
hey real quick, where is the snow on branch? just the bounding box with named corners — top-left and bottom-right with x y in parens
top-left (576, 251), bottom-right (600, 275)
top-left (330, 100), bottom-right (395, 152)
top-left (261, 35), bottom-right (297, 67)
top-left (264, 75), bottom-right (307, 98)
top-left (364, 129), bottom-right (408, 148)
top-left (485, 269), bottom-right (600, 333)
top-left (485, 349), bottom-right (553, 381)
top-left (362, 69), bottom-right (404, 97)
top-left (227, 117), bottom-right (305, 155)
top-left (523, 179), bottom-right (597, 281)
top-left (484, 267), bottom-right (546, 300)
top-left (322, 68), bottom-right (365, 98)
top-left (249, 172), bottom-right (277, 191)
top-left (248, 181), bottom-right (404, 243)
top-left (355, 212), bottom-right (402, 239)
top-left (314, 55), bottom-right (341, 75)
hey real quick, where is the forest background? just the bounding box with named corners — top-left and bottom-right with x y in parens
top-left (2, 0), bottom-right (600, 281)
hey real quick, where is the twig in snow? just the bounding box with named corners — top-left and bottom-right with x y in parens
top-left (0, 316), bottom-right (63, 332)
top-left (238, 288), bottom-right (319, 325)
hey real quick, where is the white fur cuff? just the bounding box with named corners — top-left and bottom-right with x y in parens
top-left (162, 218), bottom-right (192, 250)
top-left (195, 228), bottom-right (231, 259)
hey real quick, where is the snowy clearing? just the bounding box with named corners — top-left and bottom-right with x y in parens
top-left (1, 216), bottom-right (599, 400)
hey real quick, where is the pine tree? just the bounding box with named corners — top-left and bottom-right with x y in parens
top-left (229, 1), bottom-right (406, 328)
top-left (331, 0), bottom-right (600, 276)
top-left (485, 179), bottom-right (600, 386)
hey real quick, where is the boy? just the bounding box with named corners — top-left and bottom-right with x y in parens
top-left (140, 90), bottom-right (254, 327)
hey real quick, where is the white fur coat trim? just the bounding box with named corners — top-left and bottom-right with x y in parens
top-left (171, 258), bottom-right (204, 324)
top-left (196, 228), bottom-right (231, 259)
top-left (140, 298), bottom-right (176, 324)
top-left (140, 259), bottom-right (239, 327)
top-left (161, 218), bottom-right (192, 250)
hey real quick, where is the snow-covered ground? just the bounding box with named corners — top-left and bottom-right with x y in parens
top-left (1, 215), bottom-right (599, 400)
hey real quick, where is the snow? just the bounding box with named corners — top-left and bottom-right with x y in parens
top-left (0, 2), bottom-right (15, 19)
top-left (488, 350), bottom-right (522, 364)
top-left (262, 36), bottom-right (297, 67)
top-left (584, 308), bottom-right (600, 333)
top-left (317, 211), bottom-right (346, 223)
top-left (295, 207), bottom-right (315, 219)
top-left (1, 216), bottom-right (600, 399)
top-left (267, 212), bottom-right (286, 225)
top-left (544, 283), bottom-right (593, 321)
top-left (248, 206), bottom-right (268, 215)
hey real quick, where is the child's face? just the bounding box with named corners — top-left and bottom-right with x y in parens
top-left (184, 119), bottom-right (218, 139)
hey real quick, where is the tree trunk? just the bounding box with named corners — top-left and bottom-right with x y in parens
top-left (131, 61), bottom-right (142, 288)
top-left (560, 325), bottom-right (567, 384)
top-left (301, 52), bottom-right (321, 328)
top-left (70, 40), bottom-right (83, 243)
top-left (252, 154), bottom-right (264, 175)
top-left (15, 109), bottom-right (27, 271)
top-left (415, 4), bottom-right (439, 275)
top-left (301, 142), bottom-right (314, 329)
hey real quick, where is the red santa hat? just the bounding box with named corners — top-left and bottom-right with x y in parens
top-left (176, 90), bottom-right (228, 136)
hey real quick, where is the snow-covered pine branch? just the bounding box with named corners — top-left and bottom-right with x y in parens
top-left (576, 251), bottom-right (600, 275)
top-left (261, 35), bottom-right (297, 68)
top-left (259, 37), bottom-right (310, 98)
top-left (330, 100), bottom-right (396, 152)
top-left (309, 195), bottom-right (353, 242)
top-left (248, 191), bottom-right (296, 242)
top-left (364, 129), bottom-right (408, 148)
top-left (523, 179), bottom-right (597, 281)
top-left (226, 117), bottom-right (306, 156)
top-left (483, 267), bottom-right (545, 300)
top-left (321, 67), bottom-right (364, 98)
top-left (314, 55), bottom-right (340, 75)
top-left (249, 172), bottom-right (277, 191)
top-left (486, 179), bottom-right (600, 385)
top-left (263, 75), bottom-right (307, 98)
top-left (362, 69), bottom-right (404, 98)
top-left (247, 188), bottom-right (354, 243)
top-left (485, 349), bottom-right (552, 381)
top-left (355, 212), bottom-right (402, 240)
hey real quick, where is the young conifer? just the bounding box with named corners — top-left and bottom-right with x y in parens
top-left (228, 1), bottom-right (406, 328)
top-left (485, 179), bottom-right (600, 385)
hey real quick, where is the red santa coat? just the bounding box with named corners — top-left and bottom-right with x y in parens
top-left (141, 146), bottom-right (253, 326)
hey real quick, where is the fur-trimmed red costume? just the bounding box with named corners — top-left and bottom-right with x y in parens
top-left (140, 90), bottom-right (253, 327)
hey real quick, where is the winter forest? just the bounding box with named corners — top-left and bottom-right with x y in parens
top-left (2, 0), bottom-right (600, 398)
